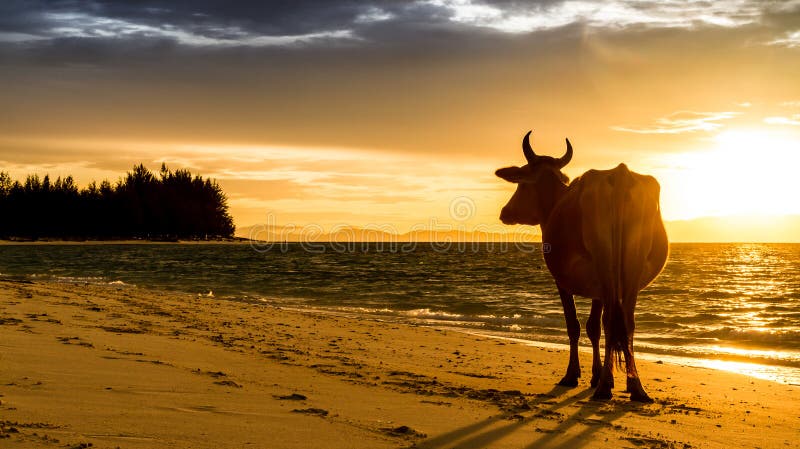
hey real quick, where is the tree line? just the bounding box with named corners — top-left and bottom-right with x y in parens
top-left (0, 164), bottom-right (235, 240)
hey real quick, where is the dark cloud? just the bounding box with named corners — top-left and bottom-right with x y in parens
top-left (85, 1), bottom-right (406, 36)
top-left (3, 1), bottom-right (796, 53)
top-left (0, 1), bottom-right (460, 67)
top-left (0, 1), bottom-right (796, 76)
top-left (0, 1), bottom-right (68, 36)
top-left (0, 1), bottom-right (430, 42)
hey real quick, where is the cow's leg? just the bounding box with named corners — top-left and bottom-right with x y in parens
top-left (622, 296), bottom-right (652, 403)
top-left (591, 304), bottom-right (615, 400)
top-left (557, 287), bottom-right (581, 387)
top-left (586, 299), bottom-right (603, 388)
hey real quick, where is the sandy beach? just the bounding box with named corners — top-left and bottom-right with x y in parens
top-left (0, 279), bottom-right (797, 448)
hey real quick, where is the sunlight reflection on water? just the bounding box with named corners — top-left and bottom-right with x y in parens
top-left (460, 330), bottom-right (800, 386)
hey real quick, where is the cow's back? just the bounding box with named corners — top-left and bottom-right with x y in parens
top-left (543, 164), bottom-right (668, 299)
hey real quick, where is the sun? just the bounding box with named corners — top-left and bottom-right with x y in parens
top-left (655, 128), bottom-right (800, 220)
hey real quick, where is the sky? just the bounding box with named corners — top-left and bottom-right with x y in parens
top-left (2, 1), bottom-right (800, 240)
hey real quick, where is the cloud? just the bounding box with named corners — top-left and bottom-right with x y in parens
top-left (427, 0), bottom-right (764, 33)
top-left (0, 0), bottom-right (797, 77)
top-left (0, 135), bottom-right (507, 226)
top-left (764, 115), bottom-right (800, 126)
top-left (611, 111), bottom-right (741, 134)
top-left (0, 1), bottom-right (394, 47)
top-left (767, 30), bottom-right (800, 47)
top-left (40, 11), bottom-right (358, 47)
top-left (0, 0), bottom-right (788, 51)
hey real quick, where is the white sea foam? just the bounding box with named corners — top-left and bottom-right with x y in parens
top-left (35, 274), bottom-right (134, 287)
top-left (401, 308), bottom-right (464, 319)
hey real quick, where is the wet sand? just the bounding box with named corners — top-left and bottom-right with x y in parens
top-left (0, 279), bottom-right (797, 448)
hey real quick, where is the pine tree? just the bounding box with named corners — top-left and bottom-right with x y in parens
top-left (0, 164), bottom-right (235, 240)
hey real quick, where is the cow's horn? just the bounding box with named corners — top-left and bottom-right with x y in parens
top-left (522, 130), bottom-right (537, 164)
top-left (558, 138), bottom-right (573, 168)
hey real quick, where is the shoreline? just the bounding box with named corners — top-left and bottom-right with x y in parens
top-left (3, 240), bottom-right (800, 245)
top-left (455, 330), bottom-right (800, 387)
top-left (1, 279), bottom-right (798, 448)
top-left (0, 239), bottom-right (252, 245)
top-left (276, 305), bottom-right (800, 386)
top-left (5, 271), bottom-right (800, 387)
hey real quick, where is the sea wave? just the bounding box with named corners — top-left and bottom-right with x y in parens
top-left (28, 273), bottom-right (134, 287)
top-left (693, 326), bottom-right (800, 347)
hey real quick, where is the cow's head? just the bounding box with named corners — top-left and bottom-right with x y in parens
top-left (496, 131), bottom-right (572, 226)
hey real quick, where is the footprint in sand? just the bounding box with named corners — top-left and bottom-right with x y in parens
top-left (291, 408), bottom-right (328, 417)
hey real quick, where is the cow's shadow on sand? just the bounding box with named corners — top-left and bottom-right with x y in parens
top-left (415, 385), bottom-right (658, 449)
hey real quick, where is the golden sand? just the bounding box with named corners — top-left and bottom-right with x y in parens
top-left (1, 280), bottom-right (797, 448)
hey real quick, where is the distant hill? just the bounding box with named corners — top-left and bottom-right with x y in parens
top-left (238, 215), bottom-right (800, 244)
top-left (237, 225), bottom-right (540, 243)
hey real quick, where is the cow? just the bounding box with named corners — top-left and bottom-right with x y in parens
top-left (495, 131), bottom-right (668, 402)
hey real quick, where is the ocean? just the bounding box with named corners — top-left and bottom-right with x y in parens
top-left (1, 242), bottom-right (798, 385)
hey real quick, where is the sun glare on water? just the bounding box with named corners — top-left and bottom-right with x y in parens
top-left (657, 129), bottom-right (800, 220)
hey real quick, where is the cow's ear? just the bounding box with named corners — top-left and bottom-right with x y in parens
top-left (495, 166), bottom-right (525, 183)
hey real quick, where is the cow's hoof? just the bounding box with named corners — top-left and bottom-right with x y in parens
top-left (557, 377), bottom-right (579, 388)
top-left (626, 378), bottom-right (653, 403)
top-left (629, 391), bottom-right (654, 403)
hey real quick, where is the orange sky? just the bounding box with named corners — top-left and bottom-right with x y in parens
top-left (2, 1), bottom-right (800, 241)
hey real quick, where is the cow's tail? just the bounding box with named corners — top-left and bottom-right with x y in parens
top-left (607, 166), bottom-right (634, 369)
top-left (607, 301), bottom-right (629, 369)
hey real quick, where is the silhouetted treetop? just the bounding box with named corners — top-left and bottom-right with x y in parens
top-left (0, 164), bottom-right (235, 240)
